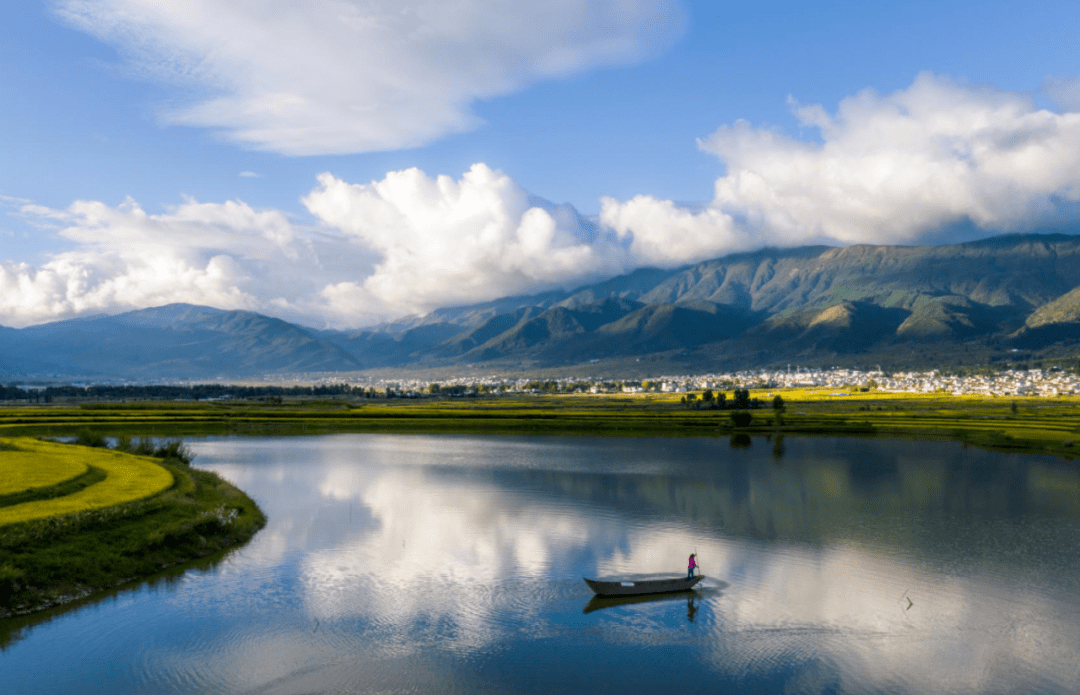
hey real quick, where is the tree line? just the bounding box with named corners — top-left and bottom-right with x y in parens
top-left (0, 383), bottom-right (364, 403)
top-left (681, 388), bottom-right (773, 410)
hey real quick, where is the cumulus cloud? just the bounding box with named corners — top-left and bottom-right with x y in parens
top-left (601, 73), bottom-right (1080, 265)
top-left (1, 165), bottom-right (630, 327)
top-left (303, 163), bottom-right (630, 316)
top-left (10, 73), bottom-right (1080, 329)
top-left (599, 195), bottom-right (748, 265)
top-left (0, 195), bottom-right (381, 328)
top-left (55, 0), bottom-right (685, 155)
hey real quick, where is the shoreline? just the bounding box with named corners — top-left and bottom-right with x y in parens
top-left (1, 390), bottom-right (1076, 461)
top-left (0, 454), bottom-right (266, 617)
top-left (1, 390), bottom-right (1074, 616)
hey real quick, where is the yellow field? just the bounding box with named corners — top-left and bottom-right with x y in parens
top-left (0, 439), bottom-right (88, 495)
top-left (0, 438), bottom-right (173, 527)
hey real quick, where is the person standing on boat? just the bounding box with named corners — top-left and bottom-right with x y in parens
top-left (687, 553), bottom-right (697, 579)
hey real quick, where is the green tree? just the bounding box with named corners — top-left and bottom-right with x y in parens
top-left (772, 394), bottom-right (786, 426)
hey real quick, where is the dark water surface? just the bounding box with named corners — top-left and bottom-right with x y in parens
top-left (2, 434), bottom-right (1080, 694)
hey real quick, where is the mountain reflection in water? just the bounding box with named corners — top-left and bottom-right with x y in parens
top-left (1, 434), bottom-right (1078, 695)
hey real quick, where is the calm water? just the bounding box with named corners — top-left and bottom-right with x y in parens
top-left (2, 434), bottom-right (1080, 694)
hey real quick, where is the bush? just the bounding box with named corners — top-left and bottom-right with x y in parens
top-left (113, 437), bottom-right (193, 465)
top-left (132, 438), bottom-right (156, 457)
top-left (75, 431), bottom-right (108, 448)
top-left (153, 439), bottom-right (193, 465)
top-left (730, 411), bottom-right (753, 428)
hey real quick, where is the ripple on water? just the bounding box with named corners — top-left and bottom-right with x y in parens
top-left (9, 434), bottom-right (1079, 695)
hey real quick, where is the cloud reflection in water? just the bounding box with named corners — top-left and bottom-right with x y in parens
top-left (133, 435), bottom-right (1080, 694)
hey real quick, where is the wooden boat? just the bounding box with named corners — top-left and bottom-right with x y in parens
top-left (584, 574), bottom-right (704, 596)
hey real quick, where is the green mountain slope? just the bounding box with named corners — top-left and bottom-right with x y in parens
top-left (12, 304), bottom-right (362, 378)
top-left (2, 233), bottom-right (1080, 378)
top-left (1024, 286), bottom-right (1080, 328)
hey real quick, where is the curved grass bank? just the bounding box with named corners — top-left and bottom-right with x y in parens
top-left (0, 439), bottom-right (174, 527)
top-left (0, 441), bottom-right (265, 616)
top-left (0, 440), bottom-right (87, 496)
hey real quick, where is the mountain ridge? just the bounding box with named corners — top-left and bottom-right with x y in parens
top-left (2, 233), bottom-right (1079, 379)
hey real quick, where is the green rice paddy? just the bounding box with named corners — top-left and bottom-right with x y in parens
top-left (0, 439), bottom-right (174, 527)
top-left (0, 441), bottom-right (87, 497)
top-left (1, 389), bottom-right (1075, 460)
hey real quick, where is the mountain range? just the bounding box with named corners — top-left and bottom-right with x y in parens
top-left (2, 233), bottom-right (1079, 380)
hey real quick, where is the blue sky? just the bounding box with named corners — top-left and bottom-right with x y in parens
top-left (3, 0), bottom-right (1080, 328)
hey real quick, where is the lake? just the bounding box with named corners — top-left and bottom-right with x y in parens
top-left (2, 434), bottom-right (1079, 694)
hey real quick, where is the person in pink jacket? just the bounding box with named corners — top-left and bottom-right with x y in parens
top-left (687, 553), bottom-right (697, 579)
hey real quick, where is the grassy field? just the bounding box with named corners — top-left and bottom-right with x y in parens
top-left (0, 438), bottom-right (174, 527)
top-left (0, 441), bottom-right (87, 496)
top-left (765, 388), bottom-right (1080, 459)
top-left (0, 389), bottom-right (1076, 460)
top-left (0, 440), bottom-right (265, 616)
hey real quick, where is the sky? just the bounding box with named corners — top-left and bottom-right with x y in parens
top-left (3, 0), bottom-right (1080, 329)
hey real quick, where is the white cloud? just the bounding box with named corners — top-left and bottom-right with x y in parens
top-left (56, 0), bottom-right (685, 155)
top-left (8, 74), bottom-right (1080, 329)
top-left (1, 164), bottom-right (630, 327)
top-left (0, 196), bottom-right (382, 328)
top-left (600, 73), bottom-right (1080, 266)
top-left (303, 163), bottom-right (631, 316)
top-left (238, 171), bottom-right (261, 178)
top-left (599, 194), bottom-right (748, 265)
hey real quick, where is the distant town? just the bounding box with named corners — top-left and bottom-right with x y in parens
top-left (370, 366), bottom-right (1080, 399)
top-left (4, 365), bottom-right (1079, 403)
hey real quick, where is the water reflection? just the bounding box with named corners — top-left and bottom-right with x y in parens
top-left (1, 434), bottom-right (1078, 695)
top-left (582, 583), bottom-right (727, 615)
top-left (729, 433), bottom-right (752, 448)
top-left (772, 434), bottom-right (785, 459)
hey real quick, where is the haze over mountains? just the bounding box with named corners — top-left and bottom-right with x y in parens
top-left (2, 233), bottom-right (1079, 381)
